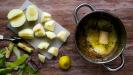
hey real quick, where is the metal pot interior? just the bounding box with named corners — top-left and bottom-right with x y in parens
top-left (75, 11), bottom-right (126, 64)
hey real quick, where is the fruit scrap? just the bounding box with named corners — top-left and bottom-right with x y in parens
top-left (17, 42), bottom-right (33, 53)
top-left (5, 42), bottom-right (15, 58)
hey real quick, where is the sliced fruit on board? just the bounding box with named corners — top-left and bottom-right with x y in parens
top-left (44, 20), bottom-right (55, 31)
top-left (46, 31), bottom-right (56, 40)
top-left (7, 9), bottom-right (23, 19)
top-left (48, 47), bottom-right (58, 56)
top-left (18, 29), bottom-right (34, 39)
top-left (38, 54), bottom-right (45, 63)
top-left (40, 12), bottom-right (52, 23)
top-left (7, 9), bottom-right (26, 27)
top-left (37, 42), bottom-right (50, 50)
top-left (33, 23), bottom-right (45, 37)
top-left (57, 31), bottom-right (70, 42)
top-left (26, 5), bottom-right (38, 21)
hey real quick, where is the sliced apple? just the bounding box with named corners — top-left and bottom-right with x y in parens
top-left (7, 9), bottom-right (23, 19)
top-left (44, 20), bottom-right (55, 31)
top-left (10, 14), bottom-right (26, 27)
top-left (57, 31), bottom-right (70, 42)
top-left (46, 31), bottom-right (56, 40)
top-left (40, 12), bottom-right (52, 23)
top-left (37, 42), bottom-right (50, 49)
top-left (33, 23), bottom-right (45, 37)
top-left (7, 9), bottom-right (26, 27)
top-left (38, 54), bottom-right (45, 63)
top-left (26, 5), bottom-right (38, 21)
top-left (18, 29), bottom-right (34, 39)
top-left (48, 47), bottom-right (58, 56)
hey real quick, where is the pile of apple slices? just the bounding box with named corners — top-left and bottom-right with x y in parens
top-left (7, 5), bottom-right (70, 63)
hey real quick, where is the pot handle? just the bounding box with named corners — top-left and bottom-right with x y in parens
top-left (103, 54), bottom-right (125, 71)
top-left (74, 3), bottom-right (95, 24)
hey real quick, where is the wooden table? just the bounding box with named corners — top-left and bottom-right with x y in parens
top-left (0, 0), bottom-right (133, 75)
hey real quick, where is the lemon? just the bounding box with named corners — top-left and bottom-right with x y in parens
top-left (58, 56), bottom-right (71, 70)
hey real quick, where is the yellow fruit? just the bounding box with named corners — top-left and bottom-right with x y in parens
top-left (7, 9), bottom-right (26, 27)
top-left (26, 5), bottom-right (38, 21)
top-left (59, 56), bottom-right (71, 70)
top-left (18, 29), bottom-right (34, 39)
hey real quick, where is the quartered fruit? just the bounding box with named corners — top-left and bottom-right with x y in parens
top-left (46, 31), bottom-right (56, 40)
top-left (7, 9), bottom-right (26, 27)
top-left (33, 23), bottom-right (45, 37)
top-left (37, 42), bottom-right (50, 50)
top-left (18, 29), bottom-right (34, 39)
top-left (38, 54), bottom-right (45, 63)
top-left (26, 5), bottom-right (38, 21)
top-left (57, 31), bottom-right (69, 42)
top-left (40, 12), bottom-right (52, 23)
top-left (48, 47), bottom-right (58, 56)
top-left (44, 20), bottom-right (55, 31)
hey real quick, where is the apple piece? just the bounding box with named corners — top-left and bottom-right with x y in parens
top-left (7, 9), bottom-right (26, 27)
top-left (48, 47), bottom-right (58, 56)
top-left (33, 23), bottom-right (45, 37)
top-left (38, 54), bottom-right (45, 63)
top-left (99, 31), bottom-right (109, 44)
top-left (44, 20), bottom-right (55, 31)
top-left (7, 9), bottom-right (23, 19)
top-left (40, 12), bottom-right (52, 23)
top-left (57, 31), bottom-right (70, 42)
top-left (18, 29), bottom-right (34, 39)
top-left (46, 31), bottom-right (56, 40)
top-left (26, 5), bottom-right (38, 21)
top-left (10, 13), bottom-right (26, 27)
top-left (37, 42), bottom-right (50, 49)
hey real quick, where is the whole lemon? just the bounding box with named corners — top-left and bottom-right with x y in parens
top-left (58, 56), bottom-right (71, 70)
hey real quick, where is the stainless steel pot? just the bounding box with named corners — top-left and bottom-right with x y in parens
top-left (74, 3), bottom-right (127, 71)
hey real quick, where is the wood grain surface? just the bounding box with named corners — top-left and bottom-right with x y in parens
top-left (0, 0), bottom-right (133, 75)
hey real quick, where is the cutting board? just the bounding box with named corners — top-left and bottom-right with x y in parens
top-left (7, 0), bottom-right (70, 50)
